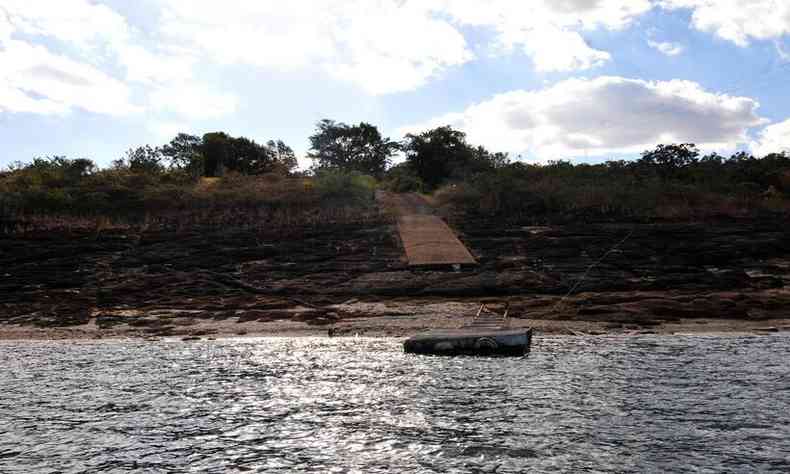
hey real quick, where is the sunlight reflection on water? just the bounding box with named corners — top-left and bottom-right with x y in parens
top-left (1, 335), bottom-right (789, 472)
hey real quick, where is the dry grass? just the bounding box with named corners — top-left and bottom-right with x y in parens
top-left (1, 171), bottom-right (381, 235)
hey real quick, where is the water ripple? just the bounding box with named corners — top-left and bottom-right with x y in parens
top-left (1, 335), bottom-right (789, 472)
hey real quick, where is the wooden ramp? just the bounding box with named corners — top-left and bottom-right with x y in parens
top-left (397, 215), bottom-right (477, 267)
top-left (377, 191), bottom-right (477, 268)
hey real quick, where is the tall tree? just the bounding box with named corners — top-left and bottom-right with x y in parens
top-left (267, 140), bottom-right (298, 173)
top-left (402, 126), bottom-right (497, 188)
top-left (201, 133), bottom-right (297, 177)
top-left (202, 132), bottom-right (231, 177)
top-left (308, 120), bottom-right (399, 178)
top-left (161, 133), bottom-right (204, 174)
top-left (124, 146), bottom-right (165, 174)
top-left (638, 143), bottom-right (700, 180)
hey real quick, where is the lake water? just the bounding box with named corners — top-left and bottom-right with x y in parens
top-left (1, 335), bottom-right (789, 473)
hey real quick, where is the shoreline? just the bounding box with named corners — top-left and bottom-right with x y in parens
top-left (2, 313), bottom-right (788, 341)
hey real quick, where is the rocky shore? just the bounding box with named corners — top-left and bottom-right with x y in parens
top-left (1, 216), bottom-right (789, 340)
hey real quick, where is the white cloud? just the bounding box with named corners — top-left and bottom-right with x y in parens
top-left (0, 0), bottom-right (129, 50)
top-left (0, 0), bottom-right (233, 120)
top-left (149, 85), bottom-right (238, 121)
top-left (325, 3), bottom-right (472, 94)
top-left (661, 0), bottom-right (790, 47)
top-left (0, 39), bottom-right (139, 116)
top-left (0, 0), bottom-right (141, 116)
top-left (752, 119), bottom-right (790, 156)
top-left (432, 0), bottom-right (652, 71)
top-left (155, 0), bottom-right (654, 92)
top-left (147, 120), bottom-right (191, 140)
top-left (512, 27), bottom-right (612, 72)
top-left (399, 76), bottom-right (767, 159)
top-left (157, 0), bottom-right (474, 94)
top-left (648, 39), bottom-right (685, 56)
top-left (0, 0), bottom-right (660, 117)
top-left (434, 0), bottom-right (653, 31)
top-left (118, 45), bottom-right (197, 86)
top-left (0, 9), bottom-right (11, 41)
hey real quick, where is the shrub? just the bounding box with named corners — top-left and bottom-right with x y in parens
top-left (383, 164), bottom-right (425, 193)
top-left (313, 170), bottom-right (376, 205)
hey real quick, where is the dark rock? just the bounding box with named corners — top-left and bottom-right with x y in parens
top-left (2, 219), bottom-right (789, 331)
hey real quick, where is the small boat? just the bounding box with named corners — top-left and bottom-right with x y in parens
top-left (403, 304), bottom-right (533, 356)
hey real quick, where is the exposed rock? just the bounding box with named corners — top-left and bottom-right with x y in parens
top-left (1, 219), bottom-right (788, 333)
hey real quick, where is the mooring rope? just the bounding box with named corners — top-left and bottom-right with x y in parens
top-left (552, 227), bottom-right (636, 315)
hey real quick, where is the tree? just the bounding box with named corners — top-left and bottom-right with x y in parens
top-left (12, 156), bottom-right (97, 187)
top-left (202, 132), bottom-right (230, 177)
top-left (161, 133), bottom-right (204, 174)
top-left (66, 158), bottom-right (97, 179)
top-left (124, 146), bottom-right (165, 174)
top-left (267, 140), bottom-right (298, 173)
top-left (308, 120), bottom-right (399, 178)
top-left (638, 143), bottom-right (699, 180)
top-left (401, 126), bottom-right (498, 188)
top-left (201, 132), bottom-right (297, 177)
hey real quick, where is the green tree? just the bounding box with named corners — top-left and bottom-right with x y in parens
top-left (267, 140), bottom-right (298, 173)
top-left (402, 126), bottom-right (498, 188)
top-left (201, 132), bottom-right (296, 177)
top-left (308, 120), bottom-right (399, 178)
top-left (638, 143), bottom-right (700, 181)
top-left (202, 132), bottom-right (230, 177)
top-left (123, 146), bottom-right (165, 174)
top-left (161, 133), bottom-right (204, 174)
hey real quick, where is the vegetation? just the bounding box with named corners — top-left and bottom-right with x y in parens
top-left (2, 122), bottom-right (789, 234)
top-left (400, 126), bottom-right (508, 188)
top-left (308, 120), bottom-right (399, 179)
top-left (430, 145), bottom-right (790, 222)
top-left (0, 130), bottom-right (375, 233)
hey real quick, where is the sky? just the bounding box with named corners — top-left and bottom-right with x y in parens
top-left (2, 0), bottom-right (790, 169)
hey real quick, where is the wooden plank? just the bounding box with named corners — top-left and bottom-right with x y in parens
top-left (397, 215), bottom-right (477, 267)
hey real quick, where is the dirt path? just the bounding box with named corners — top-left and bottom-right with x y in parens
top-left (376, 191), bottom-right (435, 216)
top-left (377, 191), bottom-right (476, 267)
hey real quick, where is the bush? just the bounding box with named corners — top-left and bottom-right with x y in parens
top-left (313, 170), bottom-right (376, 205)
top-left (432, 151), bottom-right (790, 222)
top-left (383, 164), bottom-right (425, 193)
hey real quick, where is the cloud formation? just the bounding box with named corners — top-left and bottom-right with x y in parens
top-left (2, 0), bottom-right (789, 155)
top-left (399, 76), bottom-right (767, 158)
top-left (0, 0), bottom-right (238, 119)
top-left (156, 1), bottom-right (473, 95)
top-left (0, 1), bottom-right (138, 116)
top-left (0, 39), bottom-right (139, 116)
top-left (0, 0), bottom-right (663, 120)
top-left (752, 120), bottom-right (790, 157)
top-left (154, 0), bottom-right (651, 90)
top-left (648, 39), bottom-right (685, 56)
top-left (661, 0), bottom-right (790, 46)
top-left (426, 0), bottom-right (653, 72)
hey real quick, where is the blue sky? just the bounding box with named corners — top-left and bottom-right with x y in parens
top-left (2, 0), bottom-right (790, 169)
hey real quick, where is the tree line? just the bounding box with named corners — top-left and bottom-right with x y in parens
top-left (2, 119), bottom-right (789, 222)
top-left (5, 120), bottom-right (788, 189)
